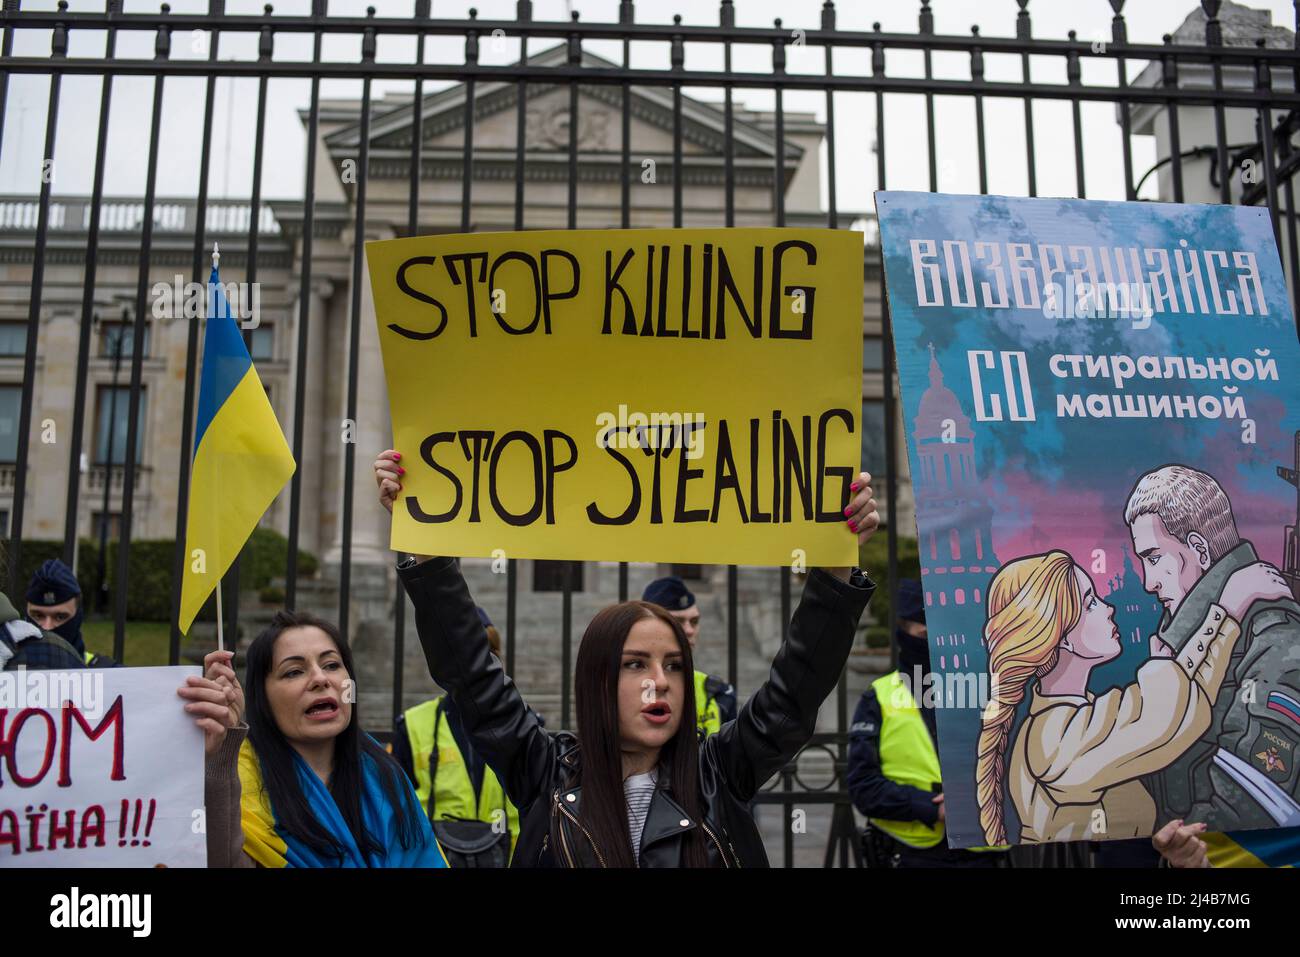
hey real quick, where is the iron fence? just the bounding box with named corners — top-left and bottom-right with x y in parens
top-left (2, 0), bottom-right (1299, 867)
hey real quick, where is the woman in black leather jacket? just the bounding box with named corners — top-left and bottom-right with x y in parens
top-left (375, 450), bottom-right (878, 867)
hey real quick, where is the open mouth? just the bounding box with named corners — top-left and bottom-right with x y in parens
top-left (642, 703), bottom-right (671, 725)
top-left (305, 699), bottom-right (340, 721)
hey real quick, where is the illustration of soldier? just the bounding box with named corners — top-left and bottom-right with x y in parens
top-left (973, 551), bottom-right (1246, 845)
top-left (1125, 465), bottom-right (1300, 831)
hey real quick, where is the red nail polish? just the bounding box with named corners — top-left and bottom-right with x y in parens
top-left (398, 466), bottom-right (406, 475)
top-left (843, 506), bottom-right (852, 517)
top-left (848, 520), bottom-right (858, 531)
top-left (394, 452), bottom-right (401, 461)
top-left (850, 483), bottom-right (859, 492)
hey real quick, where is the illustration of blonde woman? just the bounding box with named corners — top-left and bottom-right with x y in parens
top-left (973, 550), bottom-right (1244, 845)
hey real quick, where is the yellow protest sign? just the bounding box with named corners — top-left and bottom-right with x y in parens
top-left (367, 227), bottom-right (864, 566)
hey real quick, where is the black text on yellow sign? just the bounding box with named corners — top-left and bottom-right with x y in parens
top-left (367, 228), bottom-right (865, 566)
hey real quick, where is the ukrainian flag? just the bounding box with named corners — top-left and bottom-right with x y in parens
top-left (178, 265), bottom-right (295, 634)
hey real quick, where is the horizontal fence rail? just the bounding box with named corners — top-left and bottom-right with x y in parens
top-left (1, 0), bottom-right (1298, 867)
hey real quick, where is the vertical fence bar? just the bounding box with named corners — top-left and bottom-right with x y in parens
top-left (1017, 1), bottom-right (1037, 196)
top-left (722, 0), bottom-right (737, 688)
top-left (775, 15), bottom-right (793, 855)
top-left (115, 10), bottom-right (172, 662)
top-left (970, 27), bottom-right (988, 196)
top-left (1067, 32), bottom-right (1086, 199)
top-left (619, 1), bottom-right (631, 234)
top-left (561, 14), bottom-right (581, 730)
top-left (873, 29), bottom-right (900, 673)
top-left (618, 0), bottom-right (633, 604)
top-left (1114, 3), bottom-right (1136, 200)
top-left (64, 2), bottom-right (122, 569)
top-left (822, 0), bottom-right (851, 869)
top-left (514, 0), bottom-right (530, 231)
top-left (1162, 35), bottom-right (1185, 204)
top-left (1281, 136), bottom-right (1300, 310)
top-left (168, 0), bottom-right (223, 664)
top-left (225, 4), bottom-right (275, 643)
top-left (919, 1), bottom-right (936, 192)
top-left (338, 10), bottom-right (376, 642)
top-left (1202, 2), bottom-right (1231, 205)
top-left (461, 13), bottom-right (477, 233)
top-left (390, 0), bottom-right (427, 724)
top-left (507, 1), bottom-right (531, 679)
top-left (0, 0), bottom-right (19, 167)
top-left (7, 5), bottom-right (66, 596)
top-left (287, 0), bottom-right (327, 612)
top-left (671, 19), bottom-right (683, 228)
top-left (1256, 39), bottom-right (1282, 246)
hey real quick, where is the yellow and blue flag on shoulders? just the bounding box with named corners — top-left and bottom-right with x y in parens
top-left (178, 265), bottom-right (295, 634)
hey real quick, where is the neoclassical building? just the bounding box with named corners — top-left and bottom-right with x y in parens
top-left (0, 47), bottom-right (909, 642)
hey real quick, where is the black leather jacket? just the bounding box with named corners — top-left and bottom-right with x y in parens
top-left (399, 556), bottom-right (874, 867)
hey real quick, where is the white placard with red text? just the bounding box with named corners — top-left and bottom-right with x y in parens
top-left (0, 665), bottom-right (206, 867)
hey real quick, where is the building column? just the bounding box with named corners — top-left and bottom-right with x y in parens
top-left (296, 277), bottom-right (332, 557)
top-left (325, 226), bottom-right (393, 574)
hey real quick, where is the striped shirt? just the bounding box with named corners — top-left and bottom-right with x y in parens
top-left (624, 768), bottom-right (659, 865)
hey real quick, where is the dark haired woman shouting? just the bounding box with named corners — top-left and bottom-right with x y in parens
top-left (203, 611), bottom-right (447, 868)
top-left (374, 449), bottom-right (878, 867)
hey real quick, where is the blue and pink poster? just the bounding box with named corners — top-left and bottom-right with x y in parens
top-left (877, 192), bottom-right (1300, 847)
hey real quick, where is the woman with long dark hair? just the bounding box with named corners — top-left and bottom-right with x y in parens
top-left (374, 449), bottom-right (878, 867)
top-left (204, 610), bottom-right (446, 868)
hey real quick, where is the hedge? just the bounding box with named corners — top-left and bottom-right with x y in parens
top-left (858, 534), bottom-right (922, 646)
top-left (1, 529), bottom-right (317, 622)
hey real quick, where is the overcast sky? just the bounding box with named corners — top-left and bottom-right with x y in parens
top-left (1, 1), bottom-right (1296, 211)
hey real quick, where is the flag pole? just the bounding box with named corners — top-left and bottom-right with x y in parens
top-left (212, 241), bottom-right (223, 654)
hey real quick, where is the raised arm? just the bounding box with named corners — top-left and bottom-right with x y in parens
top-left (377, 448), bottom-right (558, 810)
top-left (703, 473), bottom-right (878, 802)
top-left (398, 556), bottom-right (558, 812)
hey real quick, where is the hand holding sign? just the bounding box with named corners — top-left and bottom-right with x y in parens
top-left (176, 650), bottom-right (242, 754)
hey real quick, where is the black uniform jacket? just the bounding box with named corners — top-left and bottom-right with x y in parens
top-left (399, 556), bottom-right (874, 867)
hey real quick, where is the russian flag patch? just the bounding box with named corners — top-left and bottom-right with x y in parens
top-left (1266, 691), bottom-right (1300, 726)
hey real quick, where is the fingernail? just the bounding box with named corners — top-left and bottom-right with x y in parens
top-left (848, 520), bottom-right (858, 531)
top-left (398, 466), bottom-right (405, 475)
top-left (394, 452), bottom-right (401, 461)
top-left (850, 483), bottom-right (859, 492)
top-left (843, 506), bottom-right (852, 516)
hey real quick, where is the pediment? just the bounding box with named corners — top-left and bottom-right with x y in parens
top-left (327, 45), bottom-right (796, 163)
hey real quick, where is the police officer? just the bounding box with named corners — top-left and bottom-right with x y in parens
top-left (642, 576), bottom-right (737, 738)
top-left (391, 606), bottom-right (521, 866)
top-left (25, 559), bottom-right (117, 668)
top-left (847, 579), bottom-right (1003, 867)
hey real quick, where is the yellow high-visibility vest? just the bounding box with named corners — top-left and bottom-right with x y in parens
top-left (869, 671), bottom-right (946, 849)
top-left (695, 670), bottom-right (722, 737)
top-left (404, 696), bottom-right (520, 856)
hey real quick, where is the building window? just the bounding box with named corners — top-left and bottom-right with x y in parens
top-left (99, 321), bottom-right (149, 360)
top-left (955, 588), bottom-right (965, 605)
top-left (0, 322), bottom-right (26, 357)
top-left (0, 509), bottom-right (8, 536)
top-left (861, 399), bottom-right (886, 480)
top-left (975, 528), bottom-right (983, 560)
top-left (949, 528), bottom-right (960, 560)
top-left (250, 324), bottom-right (274, 361)
top-left (94, 385), bottom-right (146, 465)
top-left (533, 560), bottom-right (584, 592)
top-left (862, 335), bottom-right (884, 372)
top-left (0, 385), bottom-right (19, 463)
top-left (92, 511), bottom-right (122, 541)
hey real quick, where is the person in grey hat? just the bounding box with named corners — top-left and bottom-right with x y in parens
top-left (641, 576), bottom-right (736, 739)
